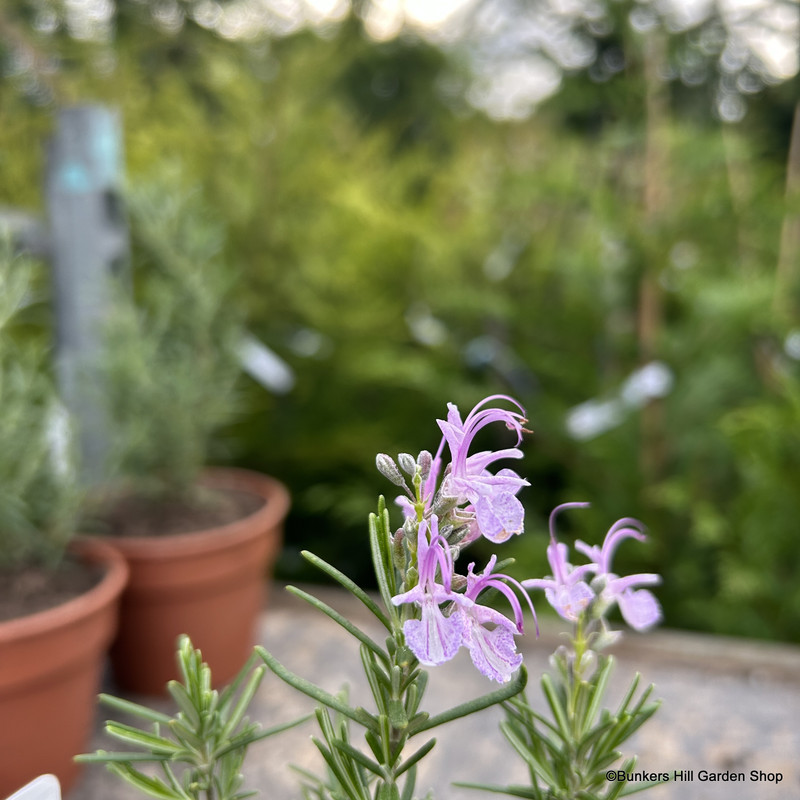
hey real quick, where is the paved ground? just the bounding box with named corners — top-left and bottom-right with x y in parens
top-left (73, 583), bottom-right (800, 800)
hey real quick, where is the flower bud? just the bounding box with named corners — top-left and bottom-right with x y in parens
top-left (447, 524), bottom-right (470, 545)
top-left (433, 491), bottom-right (459, 516)
top-left (376, 454), bottom-right (407, 488)
top-left (392, 528), bottom-right (406, 571)
top-left (549, 645), bottom-right (572, 674)
top-left (451, 573), bottom-right (467, 591)
top-left (593, 624), bottom-right (623, 651)
top-left (398, 452), bottom-right (417, 476)
top-left (577, 650), bottom-right (598, 679)
top-left (417, 450), bottom-right (433, 483)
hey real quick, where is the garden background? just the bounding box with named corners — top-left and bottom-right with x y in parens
top-left (1, 0), bottom-right (799, 641)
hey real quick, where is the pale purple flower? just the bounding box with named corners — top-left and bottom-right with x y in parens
top-left (522, 503), bottom-right (596, 622)
top-left (391, 516), bottom-right (464, 666)
top-left (525, 505), bottom-right (662, 632)
top-left (575, 518), bottom-right (662, 631)
top-left (435, 395), bottom-right (530, 543)
top-left (454, 556), bottom-right (537, 683)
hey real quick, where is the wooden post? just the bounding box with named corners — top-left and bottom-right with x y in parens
top-left (45, 105), bottom-right (129, 483)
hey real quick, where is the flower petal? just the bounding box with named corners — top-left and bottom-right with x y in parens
top-left (474, 492), bottom-right (524, 543)
top-left (464, 621), bottom-right (522, 683)
top-left (545, 581), bottom-right (595, 622)
top-left (617, 588), bottom-right (662, 631)
top-left (402, 602), bottom-right (463, 666)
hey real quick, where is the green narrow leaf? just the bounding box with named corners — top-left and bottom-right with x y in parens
top-left (500, 722), bottom-right (556, 788)
top-left (166, 718), bottom-right (205, 751)
top-left (614, 672), bottom-right (640, 716)
top-left (287, 586), bottom-right (389, 664)
top-left (257, 647), bottom-right (379, 734)
top-left (360, 646), bottom-right (388, 717)
top-left (379, 714), bottom-right (393, 767)
top-left (453, 783), bottom-right (539, 799)
top-left (582, 657), bottom-right (615, 736)
top-left (402, 668), bottom-right (427, 706)
top-left (218, 650), bottom-right (261, 710)
top-left (540, 674), bottom-right (570, 742)
top-left (376, 781), bottom-right (401, 800)
top-left (219, 665), bottom-right (266, 742)
top-left (104, 723), bottom-right (182, 754)
top-left (379, 503), bottom-right (398, 597)
top-left (166, 682), bottom-right (201, 729)
top-left (605, 757), bottom-right (636, 800)
top-left (370, 512), bottom-right (398, 621)
top-left (331, 739), bottom-right (386, 777)
top-left (408, 666), bottom-right (527, 735)
top-left (311, 737), bottom-right (365, 800)
top-left (215, 713), bottom-right (312, 758)
top-left (300, 550), bottom-right (392, 631)
top-left (98, 694), bottom-right (173, 725)
top-left (399, 765), bottom-right (417, 800)
top-left (106, 764), bottom-right (181, 800)
top-left (628, 684), bottom-right (655, 718)
top-left (393, 737), bottom-right (435, 778)
top-left (387, 698), bottom-right (408, 731)
top-left (75, 751), bottom-right (174, 764)
top-left (365, 730), bottom-right (385, 764)
top-left (615, 701), bottom-right (661, 744)
top-left (160, 762), bottom-right (191, 799)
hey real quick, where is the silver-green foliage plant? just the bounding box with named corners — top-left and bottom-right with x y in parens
top-left (0, 247), bottom-right (80, 568)
top-left (77, 635), bottom-right (306, 800)
top-left (103, 178), bottom-right (243, 503)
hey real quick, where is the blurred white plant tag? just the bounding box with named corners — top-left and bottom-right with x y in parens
top-left (236, 333), bottom-right (294, 394)
top-left (46, 400), bottom-right (73, 477)
top-left (5, 775), bottom-right (60, 800)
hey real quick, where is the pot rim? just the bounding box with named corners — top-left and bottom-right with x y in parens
top-left (92, 467), bottom-right (291, 559)
top-left (0, 537), bottom-right (129, 643)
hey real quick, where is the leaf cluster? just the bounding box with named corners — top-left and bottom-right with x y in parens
top-left (459, 656), bottom-right (661, 800)
top-left (0, 246), bottom-right (80, 568)
top-left (77, 635), bottom-right (307, 800)
top-left (100, 174), bottom-right (244, 503)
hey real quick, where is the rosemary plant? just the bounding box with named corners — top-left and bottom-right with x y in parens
top-left (258, 396), bottom-right (540, 799)
top-left (77, 635), bottom-right (307, 800)
top-left (101, 178), bottom-right (243, 505)
top-left (258, 497), bottom-right (527, 800)
top-left (0, 247), bottom-right (80, 569)
top-left (459, 503), bottom-right (663, 799)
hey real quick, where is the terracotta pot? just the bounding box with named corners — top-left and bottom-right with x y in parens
top-left (0, 538), bottom-right (128, 798)
top-left (106, 468), bottom-right (289, 695)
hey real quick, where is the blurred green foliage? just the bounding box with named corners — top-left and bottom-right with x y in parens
top-left (1, 1), bottom-right (799, 639)
top-left (101, 176), bottom-right (244, 503)
top-left (0, 248), bottom-right (80, 568)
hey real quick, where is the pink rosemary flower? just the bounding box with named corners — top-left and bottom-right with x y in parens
top-left (522, 503), bottom-right (596, 622)
top-left (435, 395), bottom-right (530, 543)
top-left (524, 504), bottom-right (662, 632)
top-left (391, 516), bottom-right (465, 666)
top-left (454, 557), bottom-right (538, 683)
top-left (575, 518), bottom-right (662, 631)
